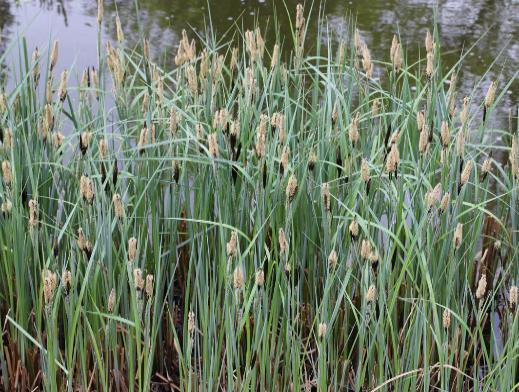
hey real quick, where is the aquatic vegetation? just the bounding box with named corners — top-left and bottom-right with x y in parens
top-left (0, 2), bottom-right (517, 391)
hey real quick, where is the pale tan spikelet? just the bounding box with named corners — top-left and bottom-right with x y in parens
top-left (77, 228), bottom-right (87, 251)
top-left (328, 249), bottom-right (338, 268)
top-left (116, 15), bottom-right (125, 43)
top-left (426, 52), bottom-right (434, 77)
top-left (354, 28), bottom-right (363, 52)
top-left (1, 199), bottom-right (12, 213)
top-left (280, 146), bottom-right (290, 174)
top-left (460, 160), bottom-right (473, 186)
top-left (226, 231), bottom-right (238, 257)
top-left (98, 138), bottom-right (108, 159)
top-left (32, 47), bottom-right (40, 85)
top-left (255, 115), bottom-right (268, 158)
top-left (255, 28), bottom-right (265, 59)
top-left (393, 43), bottom-right (402, 72)
top-left (419, 126), bottom-right (429, 154)
top-left (53, 132), bottom-right (65, 149)
top-left (108, 288), bottom-right (116, 312)
top-left (80, 175), bottom-right (94, 203)
top-left (318, 322), bottom-right (327, 338)
top-left (43, 269), bottom-right (57, 304)
top-left (362, 44), bottom-right (373, 78)
top-left (481, 158), bottom-right (492, 175)
top-left (271, 44), bottom-right (280, 69)
top-left (278, 228), bottom-right (288, 255)
top-left (208, 133), bottom-right (218, 158)
top-left (133, 268), bottom-right (144, 291)
top-left (50, 40), bottom-right (59, 71)
top-left (440, 192), bottom-right (450, 212)
top-left (143, 38), bottom-right (150, 61)
top-left (2, 127), bottom-right (13, 149)
top-left (460, 97), bottom-right (469, 126)
top-left (416, 111), bottom-right (425, 132)
top-left (509, 285), bottom-right (518, 309)
top-left (81, 131), bottom-right (92, 152)
top-left (58, 70), bottom-right (68, 102)
top-left (348, 112), bottom-right (360, 144)
top-left (128, 237), bottom-right (137, 262)
top-left (28, 199), bottom-right (38, 227)
top-left (113, 193), bottom-right (124, 218)
top-left (321, 182), bottom-right (331, 212)
top-left (475, 274), bottom-right (487, 299)
top-left (361, 158), bottom-right (370, 183)
top-left (349, 219), bottom-right (359, 239)
top-left (169, 107), bottom-right (178, 136)
top-left (426, 183), bottom-right (442, 209)
top-left (255, 269), bottom-right (265, 287)
top-left (442, 308), bottom-right (451, 328)
top-left (145, 274), bottom-right (154, 297)
top-left (390, 34), bottom-right (398, 62)
top-left (2, 160), bottom-right (12, 185)
top-left (97, 0), bottom-right (104, 25)
top-left (386, 143), bottom-right (400, 173)
top-left (186, 65), bottom-right (198, 94)
top-left (425, 29), bottom-right (433, 53)
top-left (369, 249), bottom-right (379, 264)
top-left (286, 174), bottom-right (298, 202)
top-left (365, 284), bottom-right (376, 302)
top-left (233, 266), bottom-right (244, 289)
top-left (440, 121), bottom-right (450, 148)
top-left (308, 148), bottom-right (317, 171)
top-left (188, 311), bottom-right (196, 333)
top-left (61, 270), bottom-right (72, 292)
top-left (360, 240), bottom-right (372, 260)
top-left (484, 81), bottom-right (497, 108)
top-left (453, 223), bottom-right (463, 249)
top-left (296, 3), bottom-right (305, 30)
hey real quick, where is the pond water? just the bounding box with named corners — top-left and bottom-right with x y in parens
top-left (0, 0), bottom-right (517, 126)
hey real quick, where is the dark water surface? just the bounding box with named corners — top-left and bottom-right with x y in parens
top-left (0, 0), bottom-right (517, 125)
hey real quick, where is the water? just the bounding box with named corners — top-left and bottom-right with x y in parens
top-left (0, 0), bottom-right (517, 125)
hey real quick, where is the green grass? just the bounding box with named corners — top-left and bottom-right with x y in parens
top-left (0, 3), bottom-right (518, 391)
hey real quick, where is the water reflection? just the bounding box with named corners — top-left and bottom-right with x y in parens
top-left (0, 0), bottom-right (517, 122)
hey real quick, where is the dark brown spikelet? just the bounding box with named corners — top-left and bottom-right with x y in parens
top-left (231, 164), bottom-right (238, 184)
top-left (112, 159), bottom-right (119, 187)
top-left (336, 147), bottom-right (342, 176)
top-left (86, 66), bottom-right (91, 87)
top-left (53, 239), bottom-right (59, 258)
top-left (101, 162), bottom-right (107, 185)
top-left (0, 127), bottom-right (3, 143)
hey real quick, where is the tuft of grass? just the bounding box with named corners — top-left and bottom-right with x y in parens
top-left (0, 3), bottom-right (518, 391)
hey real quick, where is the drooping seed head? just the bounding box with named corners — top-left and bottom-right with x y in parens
top-left (53, 132), bottom-right (65, 149)
top-left (61, 270), bottom-right (72, 292)
top-left (426, 183), bottom-right (442, 209)
top-left (360, 240), bottom-right (372, 260)
top-left (79, 175), bottom-right (94, 203)
top-left (43, 269), bottom-right (57, 304)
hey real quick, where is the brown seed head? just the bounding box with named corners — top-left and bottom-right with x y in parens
top-left (233, 266), bottom-right (244, 289)
top-left (128, 237), bottom-right (137, 262)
